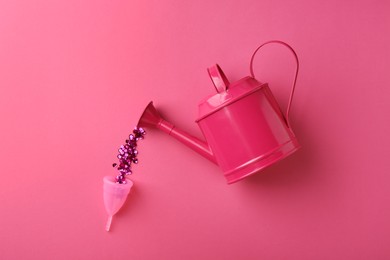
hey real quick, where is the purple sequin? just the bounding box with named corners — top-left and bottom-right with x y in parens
top-left (112, 126), bottom-right (146, 184)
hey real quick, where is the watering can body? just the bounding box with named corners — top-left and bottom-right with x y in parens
top-left (196, 75), bottom-right (299, 183)
top-left (138, 41), bottom-right (300, 184)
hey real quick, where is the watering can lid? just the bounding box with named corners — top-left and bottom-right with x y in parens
top-left (196, 64), bottom-right (266, 122)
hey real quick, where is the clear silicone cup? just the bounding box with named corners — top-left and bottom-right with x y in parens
top-left (103, 176), bottom-right (133, 231)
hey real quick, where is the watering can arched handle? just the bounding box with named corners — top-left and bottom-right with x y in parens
top-left (207, 64), bottom-right (230, 93)
top-left (249, 40), bottom-right (299, 128)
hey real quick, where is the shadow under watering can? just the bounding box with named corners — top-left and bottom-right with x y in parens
top-left (138, 41), bottom-right (301, 184)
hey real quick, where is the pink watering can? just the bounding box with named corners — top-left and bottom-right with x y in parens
top-left (138, 41), bottom-right (300, 184)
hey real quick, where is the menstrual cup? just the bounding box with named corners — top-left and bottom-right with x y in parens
top-left (103, 176), bottom-right (133, 231)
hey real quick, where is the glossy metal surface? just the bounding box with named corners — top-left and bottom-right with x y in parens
top-left (138, 41), bottom-right (300, 184)
top-left (197, 75), bottom-right (299, 183)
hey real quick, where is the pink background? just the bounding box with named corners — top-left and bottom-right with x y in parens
top-left (1, 0), bottom-right (389, 259)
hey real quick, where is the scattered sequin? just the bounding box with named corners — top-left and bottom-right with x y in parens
top-left (112, 127), bottom-right (146, 184)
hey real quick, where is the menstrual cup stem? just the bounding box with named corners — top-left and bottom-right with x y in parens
top-left (106, 215), bottom-right (113, 232)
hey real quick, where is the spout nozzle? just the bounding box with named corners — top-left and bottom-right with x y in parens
top-left (137, 101), bottom-right (217, 164)
top-left (137, 101), bottom-right (162, 129)
top-left (106, 215), bottom-right (113, 232)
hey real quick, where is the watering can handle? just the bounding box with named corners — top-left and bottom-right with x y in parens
top-left (249, 40), bottom-right (299, 127)
top-left (207, 64), bottom-right (230, 93)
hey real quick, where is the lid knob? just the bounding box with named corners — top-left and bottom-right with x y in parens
top-left (207, 64), bottom-right (230, 93)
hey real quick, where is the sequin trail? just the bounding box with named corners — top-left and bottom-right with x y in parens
top-left (112, 127), bottom-right (146, 184)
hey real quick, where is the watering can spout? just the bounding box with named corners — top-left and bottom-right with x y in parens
top-left (137, 102), bottom-right (217, 164)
